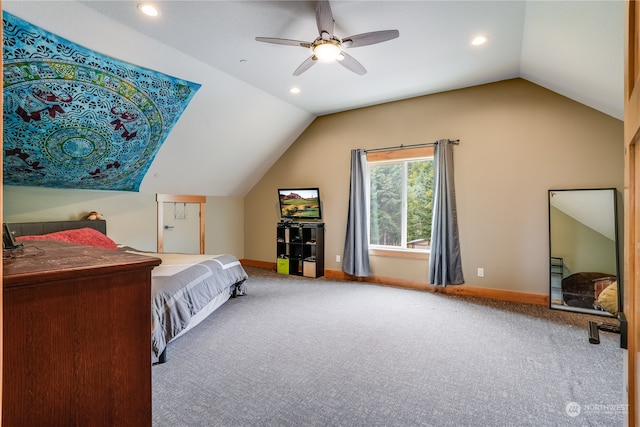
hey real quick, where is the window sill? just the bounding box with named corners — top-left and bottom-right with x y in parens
top-left (369, 248), bottom-right (429, 260)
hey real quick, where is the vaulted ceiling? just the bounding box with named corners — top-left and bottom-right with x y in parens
top-left (3, 1), bottom-right (624, 197)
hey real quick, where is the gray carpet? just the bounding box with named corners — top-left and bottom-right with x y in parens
top-left (152, 267), bottom-right (624, 427)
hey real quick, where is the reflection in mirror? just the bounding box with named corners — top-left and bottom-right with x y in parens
top-left (549, 188), bottom-right (620, 317)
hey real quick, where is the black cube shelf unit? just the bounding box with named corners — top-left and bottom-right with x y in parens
top-left (276, 222), bottom-right (325, 278)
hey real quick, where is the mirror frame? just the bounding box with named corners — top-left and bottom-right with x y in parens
top-left (548, 188), bottom-right (621, 317)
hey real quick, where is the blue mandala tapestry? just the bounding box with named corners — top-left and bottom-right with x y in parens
top-left (2, 11), bottom-right (201, 191)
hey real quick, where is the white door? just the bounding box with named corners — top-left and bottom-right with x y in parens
top-left (162, 202), bottom-right (201, 253)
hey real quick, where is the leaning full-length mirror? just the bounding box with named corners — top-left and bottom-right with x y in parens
top-left (549, 188), bottom-right (620, 317)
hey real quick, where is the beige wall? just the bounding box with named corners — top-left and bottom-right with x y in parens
top-left (3, 186), bottom-right (244, 256)
top-left (2, 79), bottom-right (623, 297)
top-left (244, 79), bottom-right (624, 296)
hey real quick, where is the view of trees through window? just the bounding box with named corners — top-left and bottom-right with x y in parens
top-left (369, 158), bottom-right (434, 249)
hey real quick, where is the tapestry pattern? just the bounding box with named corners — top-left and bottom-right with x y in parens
top-left (2, 12), bottom-right (201, 191)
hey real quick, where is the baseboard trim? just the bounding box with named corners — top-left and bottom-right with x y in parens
top-left (240, 259), bottom-right (549, 306)
top-left (241, 259), bottom-right (274, 270)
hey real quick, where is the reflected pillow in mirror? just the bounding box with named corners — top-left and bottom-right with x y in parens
top-left (597, 282), bottom-right (618, 315)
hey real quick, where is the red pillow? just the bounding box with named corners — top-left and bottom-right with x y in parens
top-left (16, 227), bottom-right (118, 250)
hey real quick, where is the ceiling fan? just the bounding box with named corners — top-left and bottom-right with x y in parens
top-left (255, 0), bottom-right (399, 76)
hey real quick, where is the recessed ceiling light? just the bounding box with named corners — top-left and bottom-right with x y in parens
top-left (290, 87), bottom-right (300, 94)
top-left (471, 35), bottom-right (488, 46)
top-left (138, 3), bottom-right (159, 17)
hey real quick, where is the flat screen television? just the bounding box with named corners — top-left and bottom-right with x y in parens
top-left (278, 187), bottom-right (322, 220)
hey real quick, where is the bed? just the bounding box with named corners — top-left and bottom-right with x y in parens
top-left (7, 220), bottom-right (248, 364)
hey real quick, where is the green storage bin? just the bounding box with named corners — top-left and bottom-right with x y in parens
top-left (277, 258), bottom-right (289, 274)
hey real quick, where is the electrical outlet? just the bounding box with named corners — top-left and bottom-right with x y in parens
top-left (336, 255), bottom-right (341, 263)
top-left (477, 268), bottom-right (484, 277)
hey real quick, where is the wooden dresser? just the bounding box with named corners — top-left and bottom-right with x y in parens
top-left (2, 240), bottom-right (161, 427)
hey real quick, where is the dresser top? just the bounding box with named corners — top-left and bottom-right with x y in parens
top-left (3, 240), bottom-right (161, 288)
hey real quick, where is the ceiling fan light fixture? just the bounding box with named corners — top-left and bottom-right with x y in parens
top-left (256, 0), bottom-right (399, 76)
top-left (313, 41), bottom-right (342, 62)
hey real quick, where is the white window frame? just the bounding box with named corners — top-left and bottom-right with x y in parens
top-left (366, 147), bottom-right (434, 258)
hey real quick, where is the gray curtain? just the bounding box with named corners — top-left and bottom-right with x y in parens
top-left (429, 139), bottom-right (464, 286)
top-left (342, 149), bottom-right (371, 277)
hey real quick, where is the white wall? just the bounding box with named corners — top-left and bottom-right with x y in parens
top-left (2, 0), bottom-right (314, 197)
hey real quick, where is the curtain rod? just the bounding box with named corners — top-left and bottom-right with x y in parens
top-left (364, 139), bottom-right (459, 154)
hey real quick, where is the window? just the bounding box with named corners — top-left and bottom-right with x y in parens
top-left (367, 147), bottom-right (434, 253)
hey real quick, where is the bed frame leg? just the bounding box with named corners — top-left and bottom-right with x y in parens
top-left (158, 348), bottom-right (167, 364)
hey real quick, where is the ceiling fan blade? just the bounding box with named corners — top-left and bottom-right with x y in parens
top-left (293, 56), bottom-right (317, 76)
top-left (316, 0), bottom-right (334, 38)
top-left (255, 37), bottom-right (311, 48)
top-left (342, 30), bottom-right (399, 48)
top-left (337, 52), bottom-right (366, 75)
